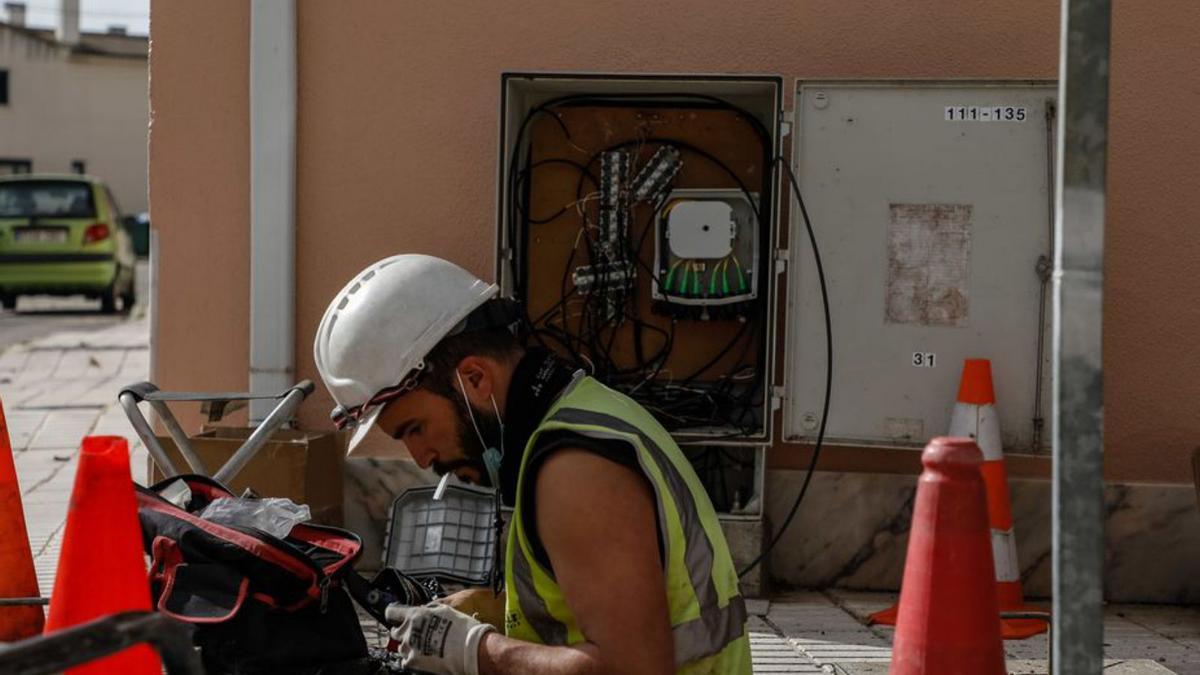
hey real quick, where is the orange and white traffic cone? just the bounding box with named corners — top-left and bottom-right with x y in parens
top-left (869, 359), bottom-right (1048, 639)
top-left (948, 358), bottom-right (1047, 639)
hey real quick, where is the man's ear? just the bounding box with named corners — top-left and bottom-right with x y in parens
top-left (455, 356), bottom-right (493, 401)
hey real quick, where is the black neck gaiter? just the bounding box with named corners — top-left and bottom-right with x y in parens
top-left (498, 348), bottom-right (578, 507)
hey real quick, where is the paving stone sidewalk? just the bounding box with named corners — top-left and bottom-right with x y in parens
top-left (1, 317), bottom-right (151, 597)
top-left (758, 590), bottom-right (1197, 674)
top-left (3, 319), bottom-right (1197, 674)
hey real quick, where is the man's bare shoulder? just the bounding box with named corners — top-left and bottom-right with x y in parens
top-left (530, 447), bottom-right (673, 672)
top-left (533, 447), bottom-right (650, 515)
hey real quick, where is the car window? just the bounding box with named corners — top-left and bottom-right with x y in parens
top-left (0, 181), bottom-right (97, 218)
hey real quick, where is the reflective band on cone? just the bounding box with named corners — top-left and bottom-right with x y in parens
top-left (991, 529), bottom-right (1020, 584)
top-left (949, 403), bottom-right (1003, 461)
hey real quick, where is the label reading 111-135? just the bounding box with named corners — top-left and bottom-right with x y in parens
top-left (945, 106), bottom-right (1027, 122)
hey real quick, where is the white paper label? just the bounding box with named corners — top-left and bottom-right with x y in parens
top-left (944, 105), bottom-right (1027, 122)
top-left (424, 525), bottom-right (443, 553)
top-left (886, 204), bottom-right (972, 327)
top-left (912, 352), bottom-right (937, 368)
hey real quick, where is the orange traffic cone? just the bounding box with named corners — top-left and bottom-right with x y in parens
top-left (0, 396), bottom-right (45, 640)
top-left (44, 436), bottom-right (161, 674)
top-left (948, 359), bottom-right (1047, 639)
top-left (889, 437), bottom-right (1005, 675)
top-left (870, 359), bottom-right (1048, 639)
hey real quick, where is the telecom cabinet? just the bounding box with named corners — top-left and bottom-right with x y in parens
top-left (495, 75), bottom-right (1055, 515)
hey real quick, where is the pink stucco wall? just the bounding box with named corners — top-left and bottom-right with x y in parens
top-left (149, 1), bottom-right (1198, 484)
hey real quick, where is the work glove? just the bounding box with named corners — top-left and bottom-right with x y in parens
top-left (386, 601), bottom-right (496, 675)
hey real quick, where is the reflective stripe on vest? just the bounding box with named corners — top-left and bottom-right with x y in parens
top-left (508, 403), bottom-right (748, 667)
top-left (509, 534), bottom-right (568, 644)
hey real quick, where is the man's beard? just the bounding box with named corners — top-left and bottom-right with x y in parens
top-left (432, 394), bottom-right (502, 487)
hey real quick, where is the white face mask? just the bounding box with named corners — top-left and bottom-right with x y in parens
top-left (455, 368), bottom-right (505, 489)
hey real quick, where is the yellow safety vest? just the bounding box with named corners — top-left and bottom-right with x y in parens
top-left (503, 376), bottom-right (752, 674)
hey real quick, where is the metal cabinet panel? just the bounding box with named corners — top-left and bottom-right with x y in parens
top-left (784, 82), bottom-right (1056, 452)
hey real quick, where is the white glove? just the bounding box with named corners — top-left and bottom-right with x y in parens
top-left (386, 601), bottom-right (496, 675)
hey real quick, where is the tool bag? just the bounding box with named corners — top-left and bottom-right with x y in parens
top-left (136, 474), bottom-right (373, 674)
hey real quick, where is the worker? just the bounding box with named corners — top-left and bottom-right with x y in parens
top-left (314, 254), bottom-right (751, 675)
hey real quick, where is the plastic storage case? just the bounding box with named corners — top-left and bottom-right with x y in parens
top-left (383, 484), bottom-right (497, 586)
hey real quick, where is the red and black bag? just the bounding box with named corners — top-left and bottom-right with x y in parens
top-left (136, 475), bottom-right (371, 674)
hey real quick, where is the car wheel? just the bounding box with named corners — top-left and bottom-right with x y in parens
top-left (100, 285), bottom-right (118, 314)
top-left (1, 295), bottom-right (15, 311)
top-left (121, 277), bottom-right (137, 314)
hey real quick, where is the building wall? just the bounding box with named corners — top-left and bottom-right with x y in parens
top-left (147, 2), bottom-right (248, 401)
top-left (148, 0), bottom-right (1200, 595)
top-left (0, 27), bottom-right (148, 212)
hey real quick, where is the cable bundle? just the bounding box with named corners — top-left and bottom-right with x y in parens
top-left (506, 95), bottom-right (774, 435)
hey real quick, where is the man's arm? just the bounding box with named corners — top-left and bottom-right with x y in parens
top-left (479, 447), bottom-right (674, 675)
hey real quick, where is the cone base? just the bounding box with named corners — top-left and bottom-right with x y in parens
top-left (999, 601), bottom-right (1050, 639)
top-left (868, 605), bottom-right (898, 626)
top-left (869, 602), bottom-right (1049, 640)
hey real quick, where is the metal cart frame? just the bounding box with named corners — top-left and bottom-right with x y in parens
top-left (117, 379), bottom-right (315, 484)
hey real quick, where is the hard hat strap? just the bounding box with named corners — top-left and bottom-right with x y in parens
top-left (332, 360), bottom-right (428, 430)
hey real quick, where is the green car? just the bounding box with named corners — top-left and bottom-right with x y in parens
top-left (0, 174), bottom-right (137, 313)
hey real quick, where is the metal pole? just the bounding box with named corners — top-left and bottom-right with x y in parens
top-left (148, 399), bottom-right (210, 476)
top-left (212, 385), bottom-right (307, 485)
top-left (120, 391), bottom-right (180, 478)
top-left (1053, 0), bottom-right (1110, 672)
top-left (249, 0), bottom-right (297, 423)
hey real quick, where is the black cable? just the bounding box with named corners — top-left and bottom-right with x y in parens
top-left (737, 158), bottom-right (832, 579)
top-left (679, 320), bottom-right (752, 383)
top-left (575, 138), bottom-right (767, 409)
top-left (514, 158), bottom-right (599, 224)
top-left (506, 93), bottom-right (769, 309)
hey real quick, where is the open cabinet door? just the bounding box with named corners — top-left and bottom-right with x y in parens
top-left (494, 73), bottom-right (786, 523)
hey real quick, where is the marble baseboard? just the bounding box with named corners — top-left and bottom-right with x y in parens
top-left (344, 456), bottom-right (438, 569)
top-left (764, 469), bottom-right (1200, 604)
top-left (720, 519), bottom-right (768, 598)
top-left (342, 457), bottom-right (1199, 603)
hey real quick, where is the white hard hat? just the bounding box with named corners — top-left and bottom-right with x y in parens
top-left (314, 254), bottom-right (498, 454)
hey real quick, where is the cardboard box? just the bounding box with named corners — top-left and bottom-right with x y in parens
top-left (149, 427), bottom-right (345, 526)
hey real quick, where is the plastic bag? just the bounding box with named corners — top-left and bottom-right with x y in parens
top-left (199, 496), bottom-right (311, 539)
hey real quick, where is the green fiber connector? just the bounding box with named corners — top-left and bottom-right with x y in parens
top-left (691, 267), bottom-right (700, 295)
